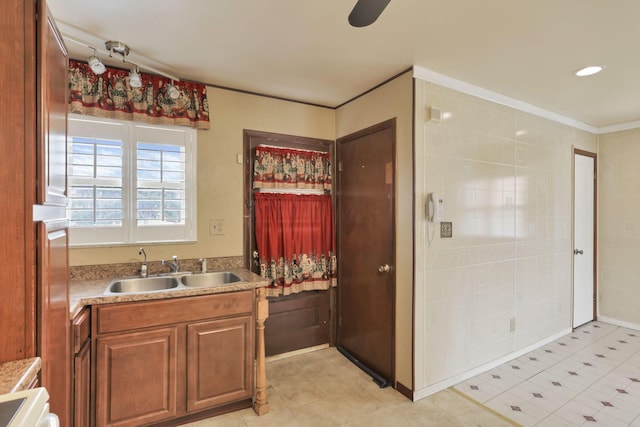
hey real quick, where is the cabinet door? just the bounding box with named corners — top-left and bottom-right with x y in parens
top-left (37, 0), bottom-right (68, 207)
top-left (96, 327), bottom-right (179, 427)
top-left (73, 340), bottom-right (90, 427)
top-left (35, 1), bottom-right (71, 425)
top-left (187, 316), bottom-right (254, 412)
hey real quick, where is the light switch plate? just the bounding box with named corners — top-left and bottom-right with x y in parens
top-left (209, 219), bottom-right (225, 235)
top-left (440, 222), bottom-right (452, 238)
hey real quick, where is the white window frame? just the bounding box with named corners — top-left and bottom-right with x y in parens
top-left (67, 116), bottom-right (197, 247)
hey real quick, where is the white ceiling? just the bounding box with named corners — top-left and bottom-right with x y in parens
top-left (47, 0), bottom-right (640, 130)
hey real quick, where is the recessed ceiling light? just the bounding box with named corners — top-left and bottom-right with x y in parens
top-left (575, 66), bottom-right (604, 77)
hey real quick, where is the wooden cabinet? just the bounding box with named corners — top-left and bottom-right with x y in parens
top-left (96, 327), bottom-right (179, 426)
top-left (1, 7), bottom-right (69, 424)
top-left (35, 1), bottom-right (71, 425)
top-left (92, 291), bottom-right (255, 427)
top-left (72, 309), bottom-right (91, 427)
top-left (187, 316), bottom-right (253, 412)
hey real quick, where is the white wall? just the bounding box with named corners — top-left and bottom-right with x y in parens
top-left (598, 129), bottom-right (640, 327)
top-left (413, 78), bottom-right (597, 396)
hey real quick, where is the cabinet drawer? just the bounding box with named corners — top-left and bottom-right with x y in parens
top-left (72, 308), bottom-right (91, 353)
top-left (95, 291), bottom-right (254, 335)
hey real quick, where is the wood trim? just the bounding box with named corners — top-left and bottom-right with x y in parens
top-left (149, 398), bottom-right (252, 427)
top-left (242, 129), bottom-right (334, 272)
top-left (242, 130), bottom-right (337, 353)
top-left (573, 148), bottom-right (598, 322)
top-left (336, 67), bottom-right (414, 109)
top-left (395, 381), bottom-right (414, 400)
top-left (24, 0), bottom-right (38, 361)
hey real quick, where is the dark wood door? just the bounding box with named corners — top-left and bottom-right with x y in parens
top-left (337, 119), bottom-right (395, 386)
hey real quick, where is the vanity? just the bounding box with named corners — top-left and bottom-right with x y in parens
top-left (69, 268), bottom-right (269, 427)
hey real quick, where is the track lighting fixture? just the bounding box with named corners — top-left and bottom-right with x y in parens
top-left (87, 48), bottom-right (106, 75)
top-left (65, 36), bottom-right (180, 82)
top-left (129, 66), bottom-right (142, 88)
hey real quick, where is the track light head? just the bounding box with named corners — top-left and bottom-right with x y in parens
top-left (129, 67), bottom-right (142, 87)
top-left (87, 50), bottom-right (106, 75)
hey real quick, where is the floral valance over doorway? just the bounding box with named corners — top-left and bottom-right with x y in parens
top-left (68, 59), bottom-right (210, 129)
top-left (254, 192), bottom-right (336, 297)
top-left (253, 145), bottom-right (332, 192)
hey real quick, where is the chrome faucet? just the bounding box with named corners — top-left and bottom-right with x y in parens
top-left (139, 247), bottom-right (148, 278)
top-left (162, 255), bottom-right (180, 273)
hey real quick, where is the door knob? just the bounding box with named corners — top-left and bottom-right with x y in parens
top-left (378, 264), bottom-right (392, 273)
top-left (574, 249), bottom-right (584, 255)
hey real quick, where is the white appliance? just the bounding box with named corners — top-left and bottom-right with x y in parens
top-left (0, 388), bottom-right (59, 426)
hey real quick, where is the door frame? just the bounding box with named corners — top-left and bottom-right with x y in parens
top-left (242, 130), bottom-right (337, 348)
top-left (572, 148), bottom-right (597, 327)
top-left (242, 129), bottom-right (334, 274)
top-left (336, 118), bottom-right (397, 386)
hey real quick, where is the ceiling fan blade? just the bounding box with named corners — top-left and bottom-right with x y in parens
top-left (348, 0), bottom-right (391, 27)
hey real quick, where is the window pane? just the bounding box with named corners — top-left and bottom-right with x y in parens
top-left (96, 188), bottom-right (122, 199)
top-left (67, 185), bottom-right (123, 227)
top-left (67, 118), bottom-right (195, 245)
top-left (135, 142), bottom-right (186, 226)
top-left (70, 165), bottom-right (95, 177)
top-left (164, 190), bottom-right (184, 200)
top-left (164, 171), bottom-right (185, 182)
top-left (138, 189), bottom-right (162, 199)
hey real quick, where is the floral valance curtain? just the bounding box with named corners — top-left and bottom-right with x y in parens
top-left (68, 59), bottom-right (210, 129)
top-left (254, 192), bottom-right (336, 297)
top-left (253, 145), bottom-right (332, 192)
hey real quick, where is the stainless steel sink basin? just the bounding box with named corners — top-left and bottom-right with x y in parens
top-left (107, 276), bottom-right (180, 294)
top-left (104, 271), bottom-right (244, 294)
top-left (180, 272), bottom-right (242, 288)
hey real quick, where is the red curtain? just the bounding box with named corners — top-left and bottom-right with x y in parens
top-left (254, 192), bottom-right (336, 296)
top-left (68, 59), bottom-right (210, 129)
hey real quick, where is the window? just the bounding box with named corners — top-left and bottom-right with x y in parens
top-left (67, 117), bottom-right (196, 246)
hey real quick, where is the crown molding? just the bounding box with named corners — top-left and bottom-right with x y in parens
top-left (413, 66), bottom-right (599, 134)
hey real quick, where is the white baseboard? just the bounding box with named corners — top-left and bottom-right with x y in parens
top-left (412, 328), bottom-right (571, 402)
top-left (597, 316), bottom-right (640, 331)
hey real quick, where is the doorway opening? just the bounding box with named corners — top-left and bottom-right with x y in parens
top-left (243, 130), bottom-right (336, 356)
top-left (572, 149), bottom-right (597, 328)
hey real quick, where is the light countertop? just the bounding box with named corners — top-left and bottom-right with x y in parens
top-left (0, 358), bottom-right (41, 395)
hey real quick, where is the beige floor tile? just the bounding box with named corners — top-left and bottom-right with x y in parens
top-left (181, 347), bottom-right (513, 427)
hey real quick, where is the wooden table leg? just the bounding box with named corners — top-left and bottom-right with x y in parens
top-left (254, 286), bottom-right (269, 415)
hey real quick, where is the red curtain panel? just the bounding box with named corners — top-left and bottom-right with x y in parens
top-left (254, 192), bottom-right (336, 297)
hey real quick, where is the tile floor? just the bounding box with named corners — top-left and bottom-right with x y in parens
top-left (181, 321), bottom-right (640, 427)
top-left (180, 347), bottom-right (513, 427)
top-left (455, 321), bottom-right (640, 426)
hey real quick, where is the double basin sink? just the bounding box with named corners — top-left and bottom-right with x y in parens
top-left (105, 271), bottom-right (242, 295)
